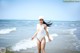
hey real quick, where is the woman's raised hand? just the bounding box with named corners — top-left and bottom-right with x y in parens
top-left (49, 38), bottom-right (51, 42)
top-left (31, 36), bottom-right (35, 40)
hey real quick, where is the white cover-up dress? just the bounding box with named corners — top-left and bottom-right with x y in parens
top-left (36, 24), bottom-right (46, 41)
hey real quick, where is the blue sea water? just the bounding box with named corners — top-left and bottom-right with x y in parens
top-left (0, 20), bottom-right (80, 51)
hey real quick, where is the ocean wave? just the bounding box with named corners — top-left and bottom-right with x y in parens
top-left (52, 28), bottom-right (77, 35)
top-left (0, 27), bottom-right (16, 35)
top-left (62, 28), bottom-right (77, 35)
top-left (11, 34), bottom-right (58, 51)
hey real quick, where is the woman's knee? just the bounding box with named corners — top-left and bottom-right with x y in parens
top-left (41, 46), bottom-right (44, 50)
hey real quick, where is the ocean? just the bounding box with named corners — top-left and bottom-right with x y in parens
top-left (0, 20), bottom-right (80, 51)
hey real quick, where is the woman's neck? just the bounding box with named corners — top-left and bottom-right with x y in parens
top-left (40, 23), bottom-right (43, 25)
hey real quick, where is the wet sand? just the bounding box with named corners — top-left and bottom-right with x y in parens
top-left (11, 48), bottom-right (80, 53)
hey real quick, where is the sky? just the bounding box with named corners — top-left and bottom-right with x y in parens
top-left (0, 0), bottom-right (80, 21)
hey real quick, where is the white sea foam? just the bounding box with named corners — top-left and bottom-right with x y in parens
top-left (63, 28), bottom-right (77, 35)
top-left (53, 28), bottom-right (77, 35)
top-left (0, 27), bottom-right (16, 35)
top-left (11, 34), bottom-right (58, 51)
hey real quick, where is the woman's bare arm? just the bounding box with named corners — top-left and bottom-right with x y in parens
top-left (44, 25), bottom-right (51, 41)
top-left (32, 30), bottom-right (39, 40)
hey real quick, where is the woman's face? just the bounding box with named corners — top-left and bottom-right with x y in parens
top-left (39, 19), bottom-right (43, 24)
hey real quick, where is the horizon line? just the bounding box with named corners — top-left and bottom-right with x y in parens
top-left (0, 19), bottom-right (80, 21)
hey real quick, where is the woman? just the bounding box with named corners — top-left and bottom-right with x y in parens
top-left (31, 16), bottom-right (52, 53)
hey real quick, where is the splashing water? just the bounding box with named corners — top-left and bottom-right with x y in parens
top-left (11, 34), bottom-right (58, 51)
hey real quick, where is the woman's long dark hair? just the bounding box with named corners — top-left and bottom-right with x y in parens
top-left (43, 20), bottom-right (52, 27)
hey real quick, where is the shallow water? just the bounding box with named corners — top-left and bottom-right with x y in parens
top-left (0, 20), bottom-right (80, 51)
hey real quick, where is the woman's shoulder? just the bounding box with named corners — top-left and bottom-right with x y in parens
top-left (37, 23), bottom-right (39, 25)
top-left (43, 24), bottom-right (47, 27)
top-left (37, 23), bottom-right (40, 27)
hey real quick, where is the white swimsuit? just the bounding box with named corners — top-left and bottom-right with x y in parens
top-left (36, 24), bottom-right (46, 41)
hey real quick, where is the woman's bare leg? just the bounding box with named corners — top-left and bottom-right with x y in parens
top-left (41, 38), bottom-right (46, 53)
top-left (37, 39), bottom-right (41, 53)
